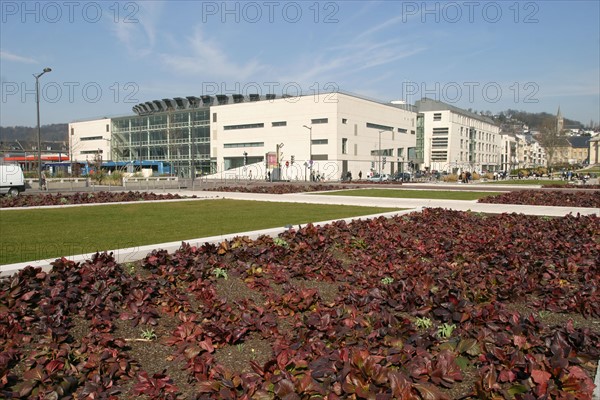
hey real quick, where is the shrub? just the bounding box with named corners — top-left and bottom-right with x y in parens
top-left (443, 174), bottom-right (458, 182)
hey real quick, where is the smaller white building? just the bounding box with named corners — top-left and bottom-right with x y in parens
top-left (68, 118), bottom-right (112, 163)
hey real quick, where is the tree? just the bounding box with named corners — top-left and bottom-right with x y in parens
top-left (536, 116), bottom-right (567, 167)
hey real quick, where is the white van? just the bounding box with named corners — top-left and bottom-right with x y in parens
top-left (0, 163), bottom-right (26, 196)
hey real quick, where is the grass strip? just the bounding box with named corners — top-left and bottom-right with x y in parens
top-left (0, 199), bottom-right (397, 265)
top-left (320, 189), bottom-right (501, 200)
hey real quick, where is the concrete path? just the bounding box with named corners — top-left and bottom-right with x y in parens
top-left (1, 185), bottom-right (598, 277)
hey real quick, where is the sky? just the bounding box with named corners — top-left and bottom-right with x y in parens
top-left (1, 0), bottom-right (599, 127)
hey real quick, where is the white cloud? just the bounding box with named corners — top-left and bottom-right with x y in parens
top-left (109, 1), bottom-right (163, 57)
top-left (278, 37), bottom-right (425, 87)
top-left (159, 27), bottom-right (267, 81)
top-left (0, 51), bottom-right (37, 64)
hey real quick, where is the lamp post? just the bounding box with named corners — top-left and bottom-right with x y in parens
top-left (378, 129), bottom-right (391, 177)
top-left (34, 67), bottom-right (52, 189)
top-left (303, 125), bottom-right (312, 181)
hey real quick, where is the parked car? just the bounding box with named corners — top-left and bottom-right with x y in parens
top-left (393, 172), bottom-right (412, 182)
top-left (0, 163), bottom-right (26, 196)
top-left (367, 173), bottom-right (392, 182)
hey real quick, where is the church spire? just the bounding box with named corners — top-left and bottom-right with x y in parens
top-left (556, 106), bottom-right (564, 132)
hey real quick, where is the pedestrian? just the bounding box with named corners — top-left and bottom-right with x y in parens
top-left (358, 171), bottom-right (362, 180)
top-left (41, 171), bottom-right (47, 191)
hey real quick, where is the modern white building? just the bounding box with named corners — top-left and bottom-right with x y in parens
top-left (69, 92), bottom-right (420, 180)
top-left (212, 92), bottom-right (418, 180)
top-left (68, 118), bottom-right (112, 164)
top-left (415, 98), bottom-right (501, 173)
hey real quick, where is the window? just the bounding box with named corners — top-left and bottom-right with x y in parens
top-left (433, 113), bottom-right (442, 121)
top-left (224, 123), bottom-right (264, 130)
top-left (431, 150), bottom-right (447, 161)
top-left (224, 142), bottom-right (264, 148)
top-left (80, 150), bottom-right (103, 154)
top-left (432, 127), bottom-right (449, 135)
top-left (311, 118), bottom-right (328, 124)
top-left (311, 139), bottom-right (328, 145)
top-left (432, 137), bottom-right (448, 148)
top-left (342, 118), bottom-right (347, 124)
top-left (212, 113), bottom-right (217, 123)
top-left (106, 124), bottom-right (109, 132)
top-left (342, 138), bottom-right (348, 154)
top-left (81, 136), bottom-right (103, 141)
top-left (398, 128), bottom-right (408, 134)
top-left (411, 130), bottom-right (415, 135)
top-left (272, 121), bottom-right (287, 127)
top-left (71, 127), bottom-right (74, 135)
top-left (366, 122), bottom-right (393, 131)
top-left (370, 149), bottom-right (393, 156)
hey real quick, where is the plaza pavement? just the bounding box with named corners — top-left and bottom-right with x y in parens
top-left (1, 183), bottom-right (598, 278)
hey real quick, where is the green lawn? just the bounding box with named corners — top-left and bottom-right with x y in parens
top-left (321, 189), bottom-right (501, 200)
top-left (0, 199), bottom-right (397, 265)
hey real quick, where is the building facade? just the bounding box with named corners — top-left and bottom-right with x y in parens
top-left (415, 98), bottom-right (501, 173)
top-left (515, 133), bottom-right (547, 168)
top-left (69, 92), bottom-right (420, 180)
top-left (499, 133), bottom-right (518, 172)
top-left (68, 118), bottom-right (112, 164)
top-left (211, 92), bottom-right (418, 180)
top-left (589, 135), bottom-right (600, 165)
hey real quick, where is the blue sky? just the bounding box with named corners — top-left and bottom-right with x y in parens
top-left (1, 0), bottom-right (599, 127)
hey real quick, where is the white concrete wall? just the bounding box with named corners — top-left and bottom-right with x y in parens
top-left (69, 118), bottom-right (112, 162)
top-left (211, 93), bottom-right (417, 180)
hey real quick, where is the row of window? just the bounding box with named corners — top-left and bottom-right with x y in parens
top-left (223, 118), bottom-right (328, 131)
top-left (222, 139), bottom-right (331, 149)
top-left (224, 142), bottom-right (264, 148)
top-left (224, 123), bottom-right (265, 130)
top-left (80, 136), bottom-right (104, 141)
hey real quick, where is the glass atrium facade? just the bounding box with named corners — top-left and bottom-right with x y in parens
top-left (111, 109), bottom-right (212, 177)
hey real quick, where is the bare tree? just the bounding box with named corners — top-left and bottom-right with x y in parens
top-left (536, 116), bottom-right (567, 167)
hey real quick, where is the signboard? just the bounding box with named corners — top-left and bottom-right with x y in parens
top-left (266, 152), bottom-right (277, 168)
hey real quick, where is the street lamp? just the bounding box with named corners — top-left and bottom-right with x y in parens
top-left (303, 125), bottom-right (312, 181)
top-left (275, 143), bottom-right (284, 181)
top-left (34, 67), bottom-right (52, 189)
top-left (378, 129), bottom-right (392, 177)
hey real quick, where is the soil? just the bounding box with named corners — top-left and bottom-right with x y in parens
top-left (4, 250), bottom-right (599, 399)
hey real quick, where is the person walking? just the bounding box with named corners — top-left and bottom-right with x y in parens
top-left (41, 171), bottom-right (47, 191)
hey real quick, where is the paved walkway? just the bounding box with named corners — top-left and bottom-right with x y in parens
top-left (1, 185), bottom-right (598, 277)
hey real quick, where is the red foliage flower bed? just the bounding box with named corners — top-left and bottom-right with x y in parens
top-left (479, 190), bottom-right (600, 208)
top-left (0, 191), bottom-right (194, 208)
top-left (1, 209), bottom-right (598, 398)
top-left (203, 184), bottom-right (351, 194)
